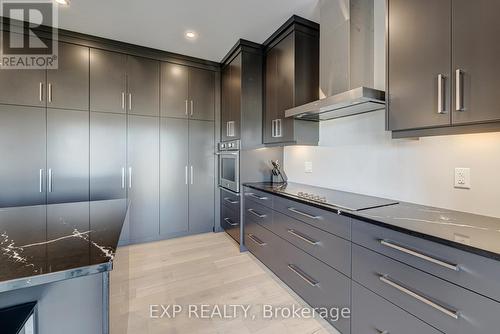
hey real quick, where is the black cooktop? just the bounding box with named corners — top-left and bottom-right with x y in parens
top-left (252, 182), bottom-right (399, 211)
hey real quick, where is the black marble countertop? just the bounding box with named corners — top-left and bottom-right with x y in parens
top-left (0, 199), bottom-right (127, 285)
top-left (244, 182), bottom-right (500, 260)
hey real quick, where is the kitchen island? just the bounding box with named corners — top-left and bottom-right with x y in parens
top-left (0, 199), bottom-right (127, 334)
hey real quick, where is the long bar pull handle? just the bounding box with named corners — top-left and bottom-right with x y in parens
top-left (437, 74), bottom-right (446, 114)
top-left (248, 234), bottom-right (266, 246)
top-left (48, 83), bottom-right (52, 103)
top-left (271, 119), bottom-right (276, 137)
top-left (190, 166), bottom-right (193, 185)
top-left (185, 100), bottom-right (188, 116)
top-left (190, 100), bottom-right (193, 116)
top-left (121, 92), bottom-right (125, 110)
top-left (39, 82), bottom-right (43, 102)
top-left (379, 275), bottom-right (459, 320)
top-left (288, 264), bottom-right (319, 287)
top-left (223, 197), bottom-right (239, 205)
top-left (48, 168), bottom-right (53, 193)
top-left (128, 93), bottom-right (132, 111)
top-left (224, 218), bottom-right (239, 227)
top-left (288, 207), bottom-right (321, 220)
top-left (379, 240), bottom-right (459, 271)
top-left (456, 69), bottom-right (464, 111)
top-left (121, 167), bottom-right (126, 189)
top-left (128, 167), bottom-right (132, 189)
top-left (276, 119), bottom-right (282, 137)
top-left (247, 208), bottom-right (266, 219)
top-left (287, 229), bottom-right (319, 245)
top-left (39, 169), bottom-right (43, 193)
top-left (246, 193), bottom-right (268, 200)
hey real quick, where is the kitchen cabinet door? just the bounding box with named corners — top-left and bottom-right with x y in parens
top-left (160, 117), bottom-right (189, 235)
top-left (275, 33), bottom-right (295, 143)
top-left (127, 55), bottom-right (160, 116)
top-left (160, 62), bottom-right (189, 118)
top-left (188, 67), bottom-right (215, 121)
top-left (47, 42), bottom-right (89, 111)
top-left (0, 34), bottom-right (46, 107)
top-left (0, 105), bottom-right (46, 207)
top-left (188, 120), bottom-right (215, 233)
top-left (221, 64), bottom-right (231, 141)
top-left (387, 0), bottom-right (452, 131)
top-left (90, 48), bottom-right (127, 113)
top-left (127, 115), bottom-right (159, 242)
top-left (452, 0), bottom-right (500, 125)
top-left (46, 108), bottom-right (90, 204)
top-left (264, 47), bottom-right (279, 144)
top-left (90, 112), bottom-right (127, 201)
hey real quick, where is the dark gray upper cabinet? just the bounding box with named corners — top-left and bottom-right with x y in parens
top-left (387, 0), bottom-right (452, 131)
top-left (0, 105), bottom-right (46, 207)
top-left (0, 34), bottom-right (46, 107)
top-left (127, 115), bottom-right (160, 242)
top-left (90, 112), bottom-right (127, 201)
top-left (263, 18), bottom-right (319, 145)
top-left (188, 67), bottom-right (215, 121)
top-left (47, 42), bottom-right (89, 111)
top-left (90, 48), bottom-right (127, 113)
top-left (160, 62), bottom-right (189, 118)
top-left (188, 120), bottom-right (215, 233)
top-left (452, 0), bottom-right (500, 125)
top-left (160, 118), bottom-right (189, 236)
top-left (127, 55), bottom-right (160, 117)
top-left (46, 108), bottom-right (90, 204)
top-left (220, 40), bottom-right (264, 147)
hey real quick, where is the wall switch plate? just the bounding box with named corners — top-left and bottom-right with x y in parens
top-left (454, 167), bottom-right (471, 189)
top-left (304, 161), bottom-right (313, 173)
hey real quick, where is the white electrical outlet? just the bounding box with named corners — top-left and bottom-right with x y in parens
top-left (454, 168), bottom-right (471, 189)
top-left (304, 161), bottom-right (313, 173)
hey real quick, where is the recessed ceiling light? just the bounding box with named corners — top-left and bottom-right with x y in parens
top-left (54, 0), bottom-right (70, 5)
top-left (185, 31), bottom-right (197, 40)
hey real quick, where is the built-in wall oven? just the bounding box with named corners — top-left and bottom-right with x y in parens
top-left (218, 140), bottom-right (240, 193)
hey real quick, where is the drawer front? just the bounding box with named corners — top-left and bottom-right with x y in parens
top-left (244, 197), bottom-right (273, 227)
top-left (352, 220), bottom-right (500, 302)
top-left (352, 281), bottom-right (442, 334)
top-left (273, 196), bottom-right (351, 240)
top-left (243, 187), bottom-right (273, 209)
top-left (269, 210), bottom-right (351, 277)
top-left (221, 204), bottom-right (240, 243)
top-left (220, 188), bottom-right (241, 212)
top-left (275, 237), bottom-right (351, 334)
top-left (353, 244), bottom-right (500, 334)
top-left (244, 218), bottom-right (281, 272)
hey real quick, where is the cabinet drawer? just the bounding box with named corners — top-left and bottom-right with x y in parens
top-left (243, 187), bottom-right (273, 209)
top-left (352, 220), bottom-right (500, 302)
top-left (244, 198), bottom-right (273, 226)
top-left (352, 281), bottom-right (442, 334)
top-left (274, 196), bottom-right (351, 240)
top-left (275, 235), bottom-right (351, 334)
top-left (221, 204), bottom-right (240, 244)
top-left (244, 218), bottom-right (281, 272)
top-left (220, 189), bottom-right (241, 212)
top-left (353, 244), bottom-right (500, 334)
top-left (268, 210), bottom-right (351, 277)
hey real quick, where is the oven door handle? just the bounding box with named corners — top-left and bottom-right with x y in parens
top-left (215, 152), bottom-right (239, 155)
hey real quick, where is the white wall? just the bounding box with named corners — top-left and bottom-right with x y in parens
top-left (284, 0), bottom-right (500, 218)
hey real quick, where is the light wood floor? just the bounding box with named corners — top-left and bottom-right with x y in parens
top-left (110, 232), bottom-right (339, 334)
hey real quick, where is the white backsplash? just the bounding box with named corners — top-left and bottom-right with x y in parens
top-left (284, 110), bottom-right (500, 218)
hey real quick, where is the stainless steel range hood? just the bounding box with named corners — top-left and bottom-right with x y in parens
top-left (286, 87), bottom-right (385, 121)
top-left (286, 0), bottom-right (386, 121)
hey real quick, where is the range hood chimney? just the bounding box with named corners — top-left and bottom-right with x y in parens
top-left (285, 0), bottom-right (385, 121)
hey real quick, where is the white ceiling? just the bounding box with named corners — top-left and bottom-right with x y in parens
top-left (57, 0), bottom-right (320, 62)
